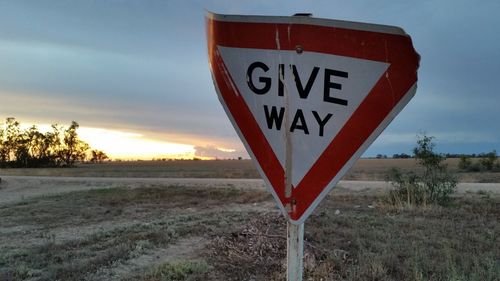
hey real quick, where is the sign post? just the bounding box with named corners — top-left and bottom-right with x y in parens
top-left (206, 12), bottom-right (419, 280)
top-left (287, 222), bottom-right (304, 281)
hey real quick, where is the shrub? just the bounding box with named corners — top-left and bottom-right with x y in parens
top-left (494, 162), bottom-right (500, 172)
top-left (479, 150), bottom-right (497, 171)
top-left (458, 155), bottom-right (472, 170)
top-left (386, 168), bottom-right (427, 206)
top-left (387, 134), bottom-right (457, 206)
top-left (468, 162), bottom-right (484, 172)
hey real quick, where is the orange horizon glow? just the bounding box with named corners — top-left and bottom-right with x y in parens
top-left (78, 127), bottom-right (199, 160)
top-left (17, 124), bottom-right (220, 160)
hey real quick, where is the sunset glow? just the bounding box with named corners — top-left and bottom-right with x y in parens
top-left (29, 124), bottom-right (199, 160)
top-left (1, 1), bottom-right (498, 159)
top-left (78, 127), bottom-right (196, 160)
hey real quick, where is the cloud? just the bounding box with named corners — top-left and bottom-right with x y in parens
top-left (1, 0), bottom-right (499, 159)
top-left (374, 133), bottom-right (416, 145)
top-left (374, 131), bottom-right (497, 146)
top-left (194, 145), bottom-right (248, 159)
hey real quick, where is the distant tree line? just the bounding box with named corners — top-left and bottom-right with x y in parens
top-left (376, 152), bottom-right (498, 160)
top-left (392, 153), bottom-right (412, 159)
top-left (0, 118), bottom-right (108, 168)
top-left (458, 150), bottom-right (499, 172)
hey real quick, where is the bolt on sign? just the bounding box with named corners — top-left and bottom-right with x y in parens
top-left (206, 13), bottom-right (420, 224)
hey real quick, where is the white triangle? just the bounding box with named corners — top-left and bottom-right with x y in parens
top-left (219, 46), bottom-right (389, 187)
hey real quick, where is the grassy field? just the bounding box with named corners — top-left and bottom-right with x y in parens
top-left (0, 160), bottom-right (260, 179)
top-left (0, 185), bottom-right (498, 280)
top-left (1, 158), bottom-right (500, 182)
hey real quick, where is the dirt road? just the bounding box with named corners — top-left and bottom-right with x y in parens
top-left (1, 176), bottom-right (499, 205)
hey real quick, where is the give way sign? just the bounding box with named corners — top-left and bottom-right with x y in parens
top-left (206, 13), bottom-right (420, 224)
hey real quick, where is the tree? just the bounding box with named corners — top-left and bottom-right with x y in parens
top-left (47, 124), bottom-right (63, 167)
top-left (413, 135), bottom-right (457, 204)
top-left (392, 153), bottom-right (411, 159)
top-left (3, 118), bottom-right (21, 163)
top-left (0, 118), bottom-right (101, 168)
top-left (59, 121), bottom-right (90, 166)
top-left (413, 135), bottom-right (440, 167)
top-left (0, 125), bottom-right (6, 166)
top-left (90, 150), bottom-right (109, 163)
top-left (14, 129), bottom-right (29, 168)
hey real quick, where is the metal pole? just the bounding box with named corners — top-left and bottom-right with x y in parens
top-left (287, 221), bottom-right (304, 281)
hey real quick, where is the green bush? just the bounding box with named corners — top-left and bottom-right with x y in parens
top-left (386, 168), bottom-right (427, 206)
top-left (458, 155), bottom-right (472, 170)
top-left (459, 150), bottom-right (498, 172)
top-left (387, 135), bottom-right (457, 206)
top-left (479, 150), bottom-right (497, 171)
top-left (468, 162), bottom-right (484, 172)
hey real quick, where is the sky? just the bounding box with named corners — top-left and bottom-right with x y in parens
top-left (0, 0), bottom-right (499, 159)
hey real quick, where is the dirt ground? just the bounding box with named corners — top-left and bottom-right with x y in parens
top-left (0, 176), bottom-right (499, 206)
top-left (0, 176), bottom-right (266, 205)
top-left (1, 160), bottom-right (499, 280)
top-left (0, 185), bottom-right (277, 280)
top-left (0, 184), bottom-right (498, 281)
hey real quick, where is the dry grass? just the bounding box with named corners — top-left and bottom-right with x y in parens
top-left (206, 191), bottom-right (500, 280)
top-left (346, 158), bottom-right (500, 183)
top-left (0, 186), bottom-right (271, 281)
top-left (0, 160), bottom-right (259, 178)
top-left (1, 186), bottom-right (498, 280)
top-left (2, 158), bottom-right (499, 182)
top-left (140, 260), bottom-right (210, 281)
